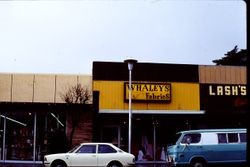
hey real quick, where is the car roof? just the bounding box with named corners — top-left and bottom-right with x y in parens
top-left (177, 128), bottom-right (246, 134)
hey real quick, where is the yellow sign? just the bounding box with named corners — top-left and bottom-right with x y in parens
top-left (124, 82), bottom-right (171, 102)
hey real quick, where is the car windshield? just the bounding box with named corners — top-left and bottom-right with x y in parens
top-left (68, 145), bottom-right (81, 153)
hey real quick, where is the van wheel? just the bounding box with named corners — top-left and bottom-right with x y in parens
top-left (190, 159), bottom-right (206, 167)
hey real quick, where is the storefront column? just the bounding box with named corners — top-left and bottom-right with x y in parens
top-left (33, 113), bottom-right (37, 163)
top-left (153, 123), bottom-right (156, 161)
top-left (152, 119), bottom-right (158, 161)
top-left (2, 115), bottom-right (6, 162)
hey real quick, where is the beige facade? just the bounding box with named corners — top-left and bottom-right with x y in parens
top-left (0, 73), bottom-right (92, 103)
top-left (199, 65), bottom-right (247, 84)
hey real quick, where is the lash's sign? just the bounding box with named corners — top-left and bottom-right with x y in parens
top-left (124, 82), bottom-right (171, 102)
top-left (208, 85), bottom-right (247, 96)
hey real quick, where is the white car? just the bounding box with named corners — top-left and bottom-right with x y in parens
top-left (43, 143), bottom-right (135, 167)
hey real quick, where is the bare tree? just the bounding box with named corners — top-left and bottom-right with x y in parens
top-left (61, 83), bottom-right (91, 147)
top-left (62, 83), bottom-right (91, 104)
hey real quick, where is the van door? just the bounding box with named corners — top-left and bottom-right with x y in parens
top-left (199, 133), bottom-right (223, 163)
top-left (179, 133), bottom-right (203, 163)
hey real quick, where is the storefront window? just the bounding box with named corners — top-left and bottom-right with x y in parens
top-left (0, 110), bottom-right (66, 162)
top-left (36, 112), bottom-right (66, 160)
top-left (5, 112), bottom-right (34, 161)
top-left (101, 125), bottom-right (127, 152)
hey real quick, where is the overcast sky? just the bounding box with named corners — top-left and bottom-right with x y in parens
top-left (0, 0), bottom-right (246, 75)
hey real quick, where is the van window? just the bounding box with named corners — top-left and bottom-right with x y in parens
top-left (181, 133), bottom-right (201, 144)
top-left (228, 133), bottom-right (238, 143)
top-left (240, 133), bottom-right (246, 143)
top-left (218, 133), bottom-right (227, 143)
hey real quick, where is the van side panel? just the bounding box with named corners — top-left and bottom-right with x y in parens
top-left (167, 129), bottom-right (247, 166)
top-left (206, 143), bottom-right (246, 163)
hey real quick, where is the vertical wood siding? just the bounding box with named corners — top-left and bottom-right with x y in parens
top-left (199, 65), bottom-right (246, 84)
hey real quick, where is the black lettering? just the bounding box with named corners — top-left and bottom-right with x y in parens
top-left (136, 84), bottom-right (142, 91)
top-left (153, 85), bottom-right (158, 91)
top-left (142, 85), bottom-right (148, 91)
top-left (130, 84), bottom-right (135, 91)
top-left (158, 85), bottom-right (163, 91)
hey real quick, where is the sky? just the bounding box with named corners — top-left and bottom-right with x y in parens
top-left (0, 0), bottom-right (247, 75)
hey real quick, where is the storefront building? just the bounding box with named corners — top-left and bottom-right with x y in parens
top-left (92, 61), bottom-right (247, 161)
top-left (0, 62), bottom-right (247, 164)
top-left (0, 73), bottom-right (92, 164)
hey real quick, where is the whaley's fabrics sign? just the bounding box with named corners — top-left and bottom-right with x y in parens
top-left (124, 82), bottom-right (171, 102)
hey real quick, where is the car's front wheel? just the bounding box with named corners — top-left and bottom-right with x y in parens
top-left (51, 160), bottom-right (67, 167)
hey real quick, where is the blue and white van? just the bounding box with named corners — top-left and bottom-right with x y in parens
top-left (167, 129), bottom-right (246, 167)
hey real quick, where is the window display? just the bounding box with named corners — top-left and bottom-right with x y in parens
top-left (0, 111), bottom-right (66, 162)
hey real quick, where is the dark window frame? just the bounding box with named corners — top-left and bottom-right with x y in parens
top-left (76, 145), bottom-right (96, 153)
top-left (98, 144), bottom-right (117, 154)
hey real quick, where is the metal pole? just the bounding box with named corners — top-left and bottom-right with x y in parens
top-left (124, 58), bottom-right (137, 154)
top-left (33, 113), bottom-right (37, 162)
top-left (128, 67), bottom-right (132, 153)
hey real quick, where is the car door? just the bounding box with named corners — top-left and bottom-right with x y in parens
top-left (70, 144), bottom-right (97, 167)
top-left (97, 144), bottom-right (118, 166)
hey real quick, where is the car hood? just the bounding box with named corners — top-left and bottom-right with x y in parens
top-left (44, 153), bottom-right (70, 159)
top-left (167, 145), bottom-right (177, 153)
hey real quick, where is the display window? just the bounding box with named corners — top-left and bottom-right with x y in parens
top-left (101, 126), bottom-right (127, 151)
top-left (0, 111), bottom-right (66, 163)
top-left (4, 112), bottom-right (34, 161)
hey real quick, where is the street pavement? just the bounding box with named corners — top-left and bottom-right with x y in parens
top-left (0, 163), bottom-right (248, 167)
top-left (0, 163), bottom-right (169, 167)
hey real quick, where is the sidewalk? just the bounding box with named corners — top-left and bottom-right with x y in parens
top-left (0, 163), bottom-right (169, 167)
top-left (136, 161), bottom-right (169, 167)
top-left (0, 164), bottom-right (42, 167)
